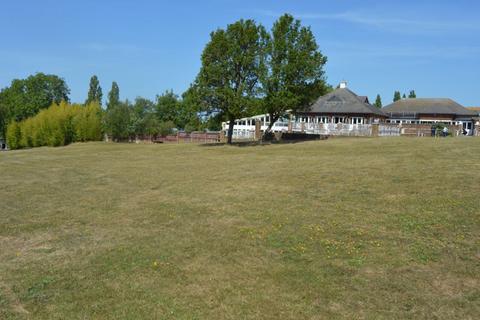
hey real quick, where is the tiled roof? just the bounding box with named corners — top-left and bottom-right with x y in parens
top-left (383, 99), bottom-right (477, 117)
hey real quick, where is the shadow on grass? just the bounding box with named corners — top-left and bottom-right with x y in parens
top-left (200, 138), bottom-right (328, 148)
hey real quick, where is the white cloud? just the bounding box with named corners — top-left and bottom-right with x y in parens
top-left (256, 10), bottom-right (480, 34)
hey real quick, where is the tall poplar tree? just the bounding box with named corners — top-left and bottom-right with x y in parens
top-left (374, 94), bottom-right (382, 108)
top-left (85, 75), bottom-right (103, 106)
top-left (107, 82), bottom-right (120, 110)
top-left (393, 91), bottom-right (401, 102)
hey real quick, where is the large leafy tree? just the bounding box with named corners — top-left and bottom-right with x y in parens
top-left (85, 75), bottom-right (103, 106)
top-left (156, 90), bottom-right (180, 124)
top-left (131, 97), bottom-right (155, 136)
top-left (106, 82), bottom-right (120, 110)
top-left (408, 90), bottom-right (416, 98)
top-left (196, 19), bottom-right (267, 144)
top-left (261, 14), bottom-right (329, 136)
top-left (0, 73), bottom-right (70, 136)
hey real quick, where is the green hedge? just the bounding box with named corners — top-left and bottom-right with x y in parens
top-left (6, 102), bottom-right (102, 149)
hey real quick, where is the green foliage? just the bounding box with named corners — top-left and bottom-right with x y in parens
top-left (131, 97), bottom-right (156, 136)
top-left (143, 113), bottom-right (160, 136)
top-left (107, 82), bottom-right (120, 110)
top-left (374, 94), bottom-right (382, 108)
top-left (196, 19), bottom-right (267, 143)
top-left (6, 121), bottom-right (21, 149)
top-left (75, 102), bottom-right (103, 141)
top-left (0, 102), bottom-right (8, 139)
top-left (177, 87), bottom-right (202, 130)
top-left (393, 91), bottom-right (401, 102)
top-left (156, 90), bottom-right (180, 123)
top-left (261, 14), bottom-right (329, 133)
top-left (408, 90), bottom-right (417, 98)
top-left (104, 102), bottom-right (131, 140)
top-left (204, 113), bottom-right (223, 131)
top-left (6, 102), bottom-right (102, 149)
top-left (0, 73), bottom-right (70, 137)
top-left (158, 120), bottom-right (176, 136)
top-left (85, 75), bottom-right (103, 106)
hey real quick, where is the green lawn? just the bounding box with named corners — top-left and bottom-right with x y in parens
top-left (1, 138), bottom-right (479, 319)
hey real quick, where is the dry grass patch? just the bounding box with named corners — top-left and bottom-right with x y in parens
top-left (1, 138), bottom-right (479, 319)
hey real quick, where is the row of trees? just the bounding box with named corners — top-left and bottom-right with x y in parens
top-left (393, 90), bottom-right (416, 102)
top-left (373, 89), bottom-right (417, 108)
top-left (100, 82), bottom-right (208, 141)
top-left (4, 14), bottom-right (421, 146)
top-left (0, 73), bottom-right (70, 141)
top-left (0, 15), bottom-right (338, 145)
top-left (6, 102), bottom-right (102, 149)
top-left (0, 73), bottom-right (217, 144)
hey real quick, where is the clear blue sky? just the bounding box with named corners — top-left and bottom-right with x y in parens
top-left (1, 0), bottom-right (479, 106)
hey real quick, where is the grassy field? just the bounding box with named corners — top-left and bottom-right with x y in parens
top-left (1, 138), bottom-right (479, 319)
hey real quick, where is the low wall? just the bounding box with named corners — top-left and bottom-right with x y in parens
top-left (398, 124), bottom-right (462, 137)
top-left (106, 132), bottom-right (221, 144)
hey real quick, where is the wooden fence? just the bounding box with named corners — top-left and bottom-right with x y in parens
top-left (152, 131), bottom-right (221, 144)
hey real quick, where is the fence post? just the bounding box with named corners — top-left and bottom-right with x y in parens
top-left (255, 121), bottom-right (261, 141)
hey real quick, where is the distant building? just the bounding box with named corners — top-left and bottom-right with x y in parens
top-left (222, 82), bottom-right (386, 138)
top-left (383, 98), bottom-right (477, 135)
top-left (295, 81), bottom-right (387, 125)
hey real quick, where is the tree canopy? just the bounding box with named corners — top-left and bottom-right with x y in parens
top-left (0, 73), bottom-right (70, 137)
top-left (408, 90), bottom-right (417, 98)
top-left (260, 14), bottom-right (329, 137)
top-left (196, 19), bottom-right (267, 144)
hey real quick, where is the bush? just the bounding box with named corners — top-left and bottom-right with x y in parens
top-left (158, 121), bottom-right (176, 136)
top-left (6, 102), bottom-right (102, 149)
top-left (6, 121), bottom-right (21, 149)
top-left (75, 102), bottom-right (102, 142)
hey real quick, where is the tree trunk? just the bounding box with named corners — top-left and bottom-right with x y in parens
top-left (227, 117), bottom-right (235, 144)
top-left (261, 113), bottom-right (278, 140)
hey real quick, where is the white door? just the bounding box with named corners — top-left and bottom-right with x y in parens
top-left (463, 122), bottom-right (473, 135)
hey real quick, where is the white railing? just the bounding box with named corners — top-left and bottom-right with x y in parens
top-left (232, 129), bottom-right (255, 140)
top-left (292, 123), bottom-right (372, 136)
top-left (379, 125), bottom-right (401, 136)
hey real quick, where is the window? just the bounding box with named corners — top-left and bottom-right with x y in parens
top-left (351, 117), bottom-right (363, 124)
top-left (334, 117), bottom-right (345, 124)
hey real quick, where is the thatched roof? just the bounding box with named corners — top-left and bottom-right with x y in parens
top-left (304, 88), bottom-right (385, 116)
